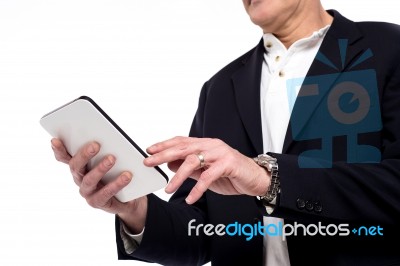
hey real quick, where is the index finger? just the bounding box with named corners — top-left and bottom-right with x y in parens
top-left (146, 136), bottom-right (200, 154)
top-left (68, 141), bottom-right (100, 173)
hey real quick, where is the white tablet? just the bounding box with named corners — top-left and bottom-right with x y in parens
top-left (40, 96), bottom-right (169, 202)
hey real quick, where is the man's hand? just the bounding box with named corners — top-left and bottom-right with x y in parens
top-left (51, 138), bottom-right (147, 233)
top-left (144, 136), bottom-right (271, 205)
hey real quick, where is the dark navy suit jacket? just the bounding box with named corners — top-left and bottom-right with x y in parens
top-left (116, 10), bottom-right (400, 266)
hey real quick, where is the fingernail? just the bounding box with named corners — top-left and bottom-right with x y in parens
top-left (143, 156), bottom-right (152, 166)
top-left (88, 145), bottom-right (95, 154)
top-left (165, 183), bottom-right (172, 193)
top-left (122, 173), bottom-right (132, 182)
top-left (146, 146), bottom-right (155, 153)
top-left (88, 143), bottom-right (99, 154)
top-left (105, 156), bottom-right (115, 167)
top-left (185, 196), bottom-right (192, 204)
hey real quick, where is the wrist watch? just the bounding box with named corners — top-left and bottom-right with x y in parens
top-left (253, 154), bottom-right (280, 204)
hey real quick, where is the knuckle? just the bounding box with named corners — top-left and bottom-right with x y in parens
top-left (226, 152), bottom-right (236, 162)
top-left (211, 138), bottom-right (224, 146)
top-left (69, 161), bottom-right (86, 178)
top-left (103, 200), bottom-right (114, 211)
top-left (175, 144), bottom-right (189, 157)
top-left (53, 153), bottom-right (64, 163)
top-left (69, 161), bottom-right (77, 174)
top-left (86, 197), bottom-right (97, 208)
top-left (226, 149), bottom-right (239, 162)
top-left (101, 185), bottom-right (115, 200)
top-left (81, 176), bottom-right (94, 189)
top-left (70, 170), bottom-right (81, 183)
top-left (193, 181), bottom-right (207, 194)
top-left (172, 136), bottom-right (180, 141)
top-left (78, 187), bottom-right (86, 198)
top-left (200, 170), bottom-right (212, 183)
top-left (151, 143), bottom-right (160, 150)
top-left (174, 136), bottom-right (185, 142)
top-left (221, 157), bottom-right (233, 173)
top-left (72, 178), bottom-right (80, 186)
top-left (177, 142), bottom-right (188, 151)
top-left (187, 154), bottom-right (200, 166)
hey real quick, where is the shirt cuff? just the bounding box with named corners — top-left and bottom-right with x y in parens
top-left (119, 220), bottom-right (145, 254)
top-left (265, 197), bottom-right (276, 214)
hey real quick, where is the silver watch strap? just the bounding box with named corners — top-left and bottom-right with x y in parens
top-left (253, 154), bottom-right (280, 203)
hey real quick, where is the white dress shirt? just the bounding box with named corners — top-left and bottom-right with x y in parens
top-left (261, 25), bottom-right (330, 266)
top-left (120, 25), bottom-right (331, 265)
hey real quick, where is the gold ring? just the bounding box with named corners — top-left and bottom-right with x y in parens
top-left (197, 154), bottom-right (205, 169)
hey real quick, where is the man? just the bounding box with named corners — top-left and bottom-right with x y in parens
top-left (51, 0), bottom-right (400, 265)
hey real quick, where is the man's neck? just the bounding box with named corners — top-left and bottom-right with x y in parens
top-left (267, 6), bottom-right (333, 49)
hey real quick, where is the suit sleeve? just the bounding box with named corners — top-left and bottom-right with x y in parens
top-left (272, 63), bottom-right (400, 226)
top-left (115, 83), bottom-right (211, 265)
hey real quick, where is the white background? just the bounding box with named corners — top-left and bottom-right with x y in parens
top-left (0, 1), bottom-right (398, 265)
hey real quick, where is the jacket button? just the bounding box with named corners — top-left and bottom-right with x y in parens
top-left (314, 201), bottom-right (323, 213)
top-left (305, 200), bottom-right (314, 211)
top-left (296, 198), bottom-right (306, 209)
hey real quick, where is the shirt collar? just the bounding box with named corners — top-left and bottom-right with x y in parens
top-left (262, 25), bottom-right (331, 54)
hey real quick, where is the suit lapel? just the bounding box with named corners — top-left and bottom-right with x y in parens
top-left (282, 10), bottom-right (367, 153)
top-left (229, 11), bottom-right (370, 156)
top-left (231, 40), bottom-right (265, 155)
